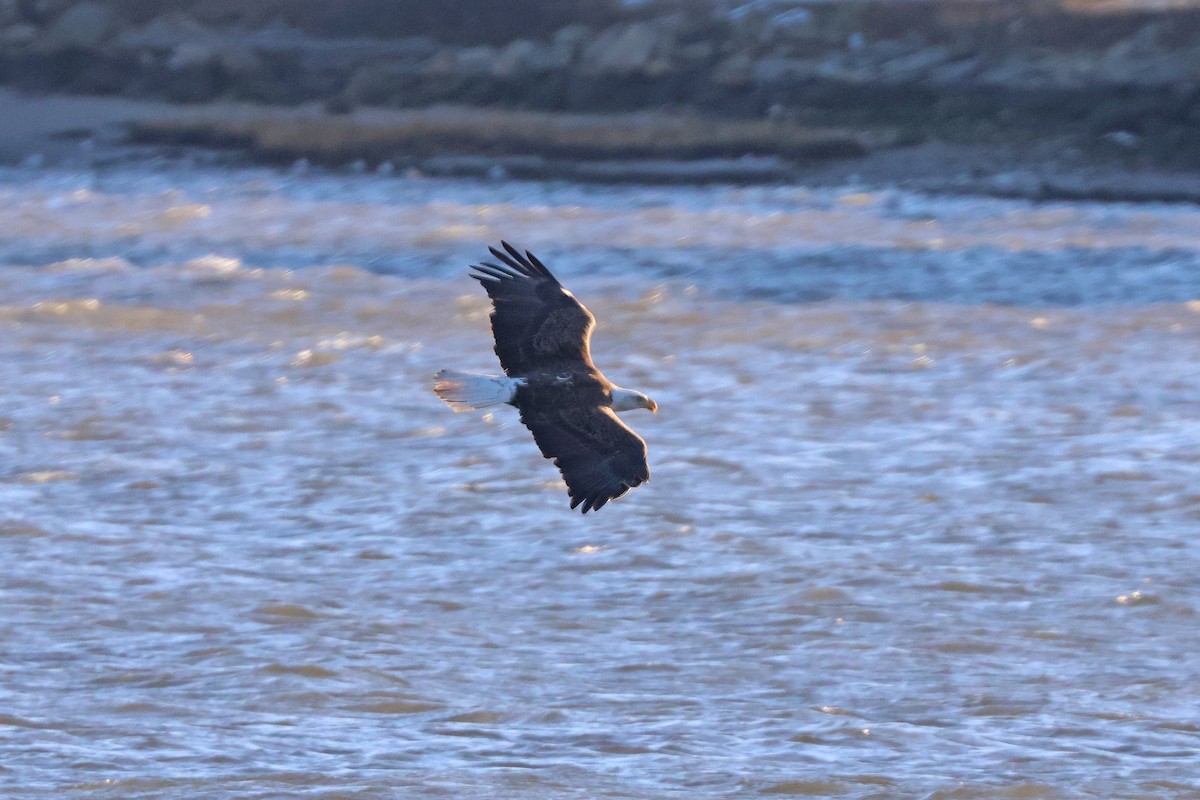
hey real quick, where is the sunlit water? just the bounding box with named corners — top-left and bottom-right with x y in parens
top-left (2, 160), bottom-right (1200, 799)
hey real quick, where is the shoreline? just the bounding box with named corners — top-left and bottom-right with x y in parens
top-left (2, 0), bottom-right (1200, 202)
top-left (3, 88), bottom-right (1200, 204)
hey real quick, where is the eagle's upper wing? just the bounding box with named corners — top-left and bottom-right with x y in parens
top-left (470, 242), bottom-right (595, 376)
top-left (519, 404), bottom-right (650, 513)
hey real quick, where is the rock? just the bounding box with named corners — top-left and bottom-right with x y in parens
top-left (0, 0), bottom-right (20, 26)
top-left (30, 0), bottom-right (73, 20)
top-left (1105, 30), bottom-right (1147, 63)
top-left (582, 22), bottom-right (662, 76)
top-left (323, 94), bottom-right (354, 114)
top-left (119, 16), bottom-right (273, 102)
top-left (551, 25), bottom-right (591, 63)
top-left (976, 58), bottom-right (1044, 90)
top-left (343, 60), bottom-right (423, 105)
top-left (420, 51), bottom-right (458, 78)
top-left (751, 5), bottom-right (817, 42)
top-left (280, 35), bottom-right (439, 79)
top-left (878, 45), bottom-right (953, 82)
top-left (854, 38), bottom-right (912, 68)
top-left (0, 21), bottom-right (38, 46)
top-left (753, 56), bottom-right (818, 86)
top-left (166, 38), bottom-right (263, 79)
top-left (1102, 130), bottom-right (1140, 149)
top-left (401, 36), bottom-right (440, 60)
top-left (214, 44), bottom-right (264, 78)
top-left (115, 12), bottom-right (215, 51)
top-left (674, 40), bottom-right (717, 68)
top-left (36, 1), bottom-right (120, 51)
top-left (815, 52), bottom-right (878, 84)
top-left (489, 40), bottom-right (528, 79)
top-left (490, 39), bottom-right (564, 79)
top-left (927, 56), bottom-right (982, 85)
top-left (167, 41), bottom-right (217, 71)
top-left (712, 52), bottom-right (755, 85)
top-left (455, 45), bottom-right (498, 77)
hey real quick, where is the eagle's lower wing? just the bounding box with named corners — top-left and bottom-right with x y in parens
top-left (470, 242), bottom-right (595, 376)
top-left (519, 405), bottom-right (650, 513)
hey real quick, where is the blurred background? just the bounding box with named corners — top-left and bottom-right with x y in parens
top-left (3, 2), bottom-right (1200, 799)
top-left (3, 0), bottom-right (1200, 181)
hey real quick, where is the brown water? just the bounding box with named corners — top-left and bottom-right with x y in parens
top-left (2, 162), bottom-right (1200, 799)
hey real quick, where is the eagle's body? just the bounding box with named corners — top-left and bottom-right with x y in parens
top-left (434, 242), bottom-right (656, 513)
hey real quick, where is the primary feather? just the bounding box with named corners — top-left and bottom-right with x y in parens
top-left (438, 242), bottom-right (655, 513)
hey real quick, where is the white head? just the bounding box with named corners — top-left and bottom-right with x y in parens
top-left (611, 387), bottom-right (658, 414)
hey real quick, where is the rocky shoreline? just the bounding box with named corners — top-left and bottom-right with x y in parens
top-left (2, 0), bottom-right (1200, 194)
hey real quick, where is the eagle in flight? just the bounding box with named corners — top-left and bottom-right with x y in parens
top-left (434, 242), bottom-right (656, 513)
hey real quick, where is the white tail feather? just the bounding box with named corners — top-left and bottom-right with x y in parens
top-left (433, 370), bottom-right (522, 412)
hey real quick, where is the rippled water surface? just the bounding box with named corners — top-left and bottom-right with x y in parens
top-left (2, 162), bottom-right (1200, 799)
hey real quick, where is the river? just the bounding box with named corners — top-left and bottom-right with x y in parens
top-left (2, 159), bottom-right (1199, 798)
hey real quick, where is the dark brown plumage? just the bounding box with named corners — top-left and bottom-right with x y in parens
top-left (437, 242), bottom-right (655, 513)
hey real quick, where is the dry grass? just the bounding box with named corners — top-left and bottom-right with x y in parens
top-left (130, 104), bottom-right (896, 165)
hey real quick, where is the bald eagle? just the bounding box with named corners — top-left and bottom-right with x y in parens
top-left (434, 242), bottom-right (656, 513)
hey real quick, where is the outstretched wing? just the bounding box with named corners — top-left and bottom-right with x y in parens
top-left (519, 405), bottom-right (650, 514)
top-left (470, 242), bottom-right (595, 376)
